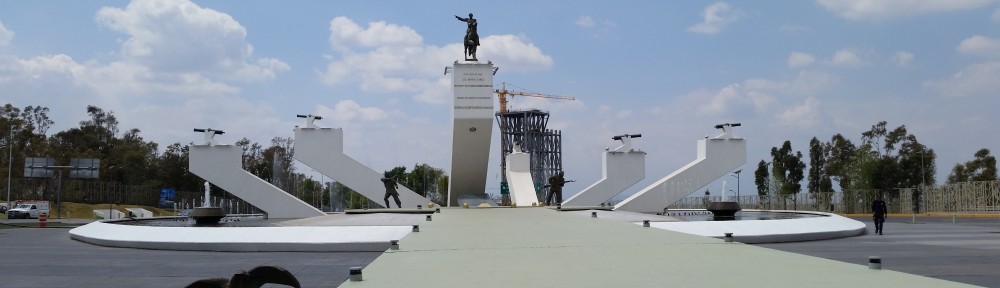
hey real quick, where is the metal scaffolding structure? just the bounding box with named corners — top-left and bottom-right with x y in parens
top-left (496, 109), bottom-right (563, 199)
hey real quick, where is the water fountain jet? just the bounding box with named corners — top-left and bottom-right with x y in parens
top-left (190, 181), bottom-right (226, 225)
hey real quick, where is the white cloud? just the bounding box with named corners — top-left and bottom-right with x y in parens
top-left (478, 35), bottom-right (554, 71)
top-left (892, 51), bottom-right (915, 66)
top-left (318, 100), bottom-right (389, 124)
top-left (776, 97), bottom-right (821, 128)
top-left (328, 17), bottom-right (423, 51)
top-left (817, 0), bottom-right (995, 21)
top-left (957, 35), bottom-right (1000, 58)
top-left (925, 61), bottom-right (1000, 97)
top-left (696, 71), bottom-right (835, 117)
top-left (575, 16), bottom-right (595, 28)
top-left (787, 52), bottom-right (815, 68)
top-left (575, 15), bottom-right (616, 34)
top-left (0, 21), bottom-right (13, 49)
top-left (320, 17), bottom-right (553, 104)
top-left (993, 8), bottom-right (1000, 22)
top-left (96, 0), bottom-right (288, 81)
top-left (0, 0), bottom-right (293, 150)
top-left (830, 49), bottom-right (864, 67)
top-left (688, 2), bottom-right (743, 34)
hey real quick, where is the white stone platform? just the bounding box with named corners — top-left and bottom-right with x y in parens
top-left (69, 209), bottom-right (864, 252)
top-left (642, 209), bottom-right (866, 243)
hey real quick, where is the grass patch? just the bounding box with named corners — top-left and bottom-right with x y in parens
top-left (0, 222), bottom-right (82, 229)
top-left (3, 201), bottom-right (178, 219)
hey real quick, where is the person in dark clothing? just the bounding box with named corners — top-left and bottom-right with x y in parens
top-left (872, 194), bottom-right (887, 235)
top-left (545, 171), bottom-right (567, 206)
top-left (381, 175), bottom-right (401, 208)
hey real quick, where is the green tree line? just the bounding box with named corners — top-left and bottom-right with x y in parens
top-left (754, 120), bottom-right (997, 199)
top-left (1, 104), bottom-right (448, 209)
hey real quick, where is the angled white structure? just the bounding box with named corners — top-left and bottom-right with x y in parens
top-left (505, 145), bottom-right (539, 206)
top-left (189, 130), bottom-right (324, 219)
top-left (564, 134), bottom-right (646, 206)
top-left (616, 124), bottom-right (746, 213)
top-left (447, 61), bottom-right (495, 206)
top-left (124, 208), bottom-right (153, 218)
top-left (294, 126), bottom-right (431, 208)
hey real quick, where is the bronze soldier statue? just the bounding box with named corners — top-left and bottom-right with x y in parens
top-left (382, 174), bottom-right (402, 208)
top-left (455, 13), bottom-right (479, 61)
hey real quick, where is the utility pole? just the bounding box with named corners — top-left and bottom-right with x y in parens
top-left (6, 126), bottom-right (13, 213)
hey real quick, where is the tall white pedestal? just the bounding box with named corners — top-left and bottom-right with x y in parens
top-left (505, 150), bottom-right (539, 206)
top-left (564, 150), bottom-right (646, 206)
top-left (615, 134), bottom-right (746, 213)
top-left (294, 127), bottom-right (431, 208)
top-left (448, 62), bottom-right (495, 206)
top-left (189, 145), bottom-right (325, 219)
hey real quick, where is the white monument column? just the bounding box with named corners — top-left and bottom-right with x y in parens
top-left (448, 61), bottom-right (495, 206)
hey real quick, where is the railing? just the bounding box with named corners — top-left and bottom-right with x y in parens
top-left (669, 180), bottom-right (1000, 215)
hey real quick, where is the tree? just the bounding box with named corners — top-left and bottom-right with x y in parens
top-left (771, 141), bottom-right (806, 195)
top-left (948, 149), bottom-right (998, 183)
top-left (807, 137), bottom-right (830, 193)
top-left (771, 141), bottom-right (806, 208)
top-left (156, 142), bottom-right (201, 192)
top-left (754, 160), bottom-right (769, 197)
top-left (406, 163), bottom-right (446, 197)
top-left (826, 133), bottom-right (856, 192)
top-left (859, 121), bottom-right (936, 190)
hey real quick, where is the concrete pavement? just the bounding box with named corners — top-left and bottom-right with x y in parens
top-left (759, 216), bottom-right (1000, 287)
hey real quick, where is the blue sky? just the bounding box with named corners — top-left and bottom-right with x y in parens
top-left (2, 0), bottom-right (999, 199)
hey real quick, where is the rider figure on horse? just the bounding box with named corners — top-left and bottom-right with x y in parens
top-left (455, 13), bottom-right (479, 61)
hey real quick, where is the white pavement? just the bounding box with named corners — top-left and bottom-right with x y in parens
top-left (69, 209), bottom-right (866, 253)
top-left (645, 210), bottom-right (866, 243)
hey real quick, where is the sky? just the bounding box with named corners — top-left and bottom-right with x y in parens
top-left (2, 0), bottom-right (999, 200)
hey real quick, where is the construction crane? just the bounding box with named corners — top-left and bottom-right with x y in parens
top-left (495, 82), bottom-right (575, 114)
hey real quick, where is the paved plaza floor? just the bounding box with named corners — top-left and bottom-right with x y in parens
top-left (758, 216), bottom-right (1000, 287)
top-left (2, 214), bottom-right (999, 287)
top-left (0, 226), bottom-right (380, 287)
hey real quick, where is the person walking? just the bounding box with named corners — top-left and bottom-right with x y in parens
top-left (381, 174), bottom-right (402, 209)
top-left (872, 194), bottom-right (887, 235)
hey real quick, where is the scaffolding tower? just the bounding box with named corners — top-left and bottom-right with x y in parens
top-left (496, 109), bottom-right (563, 200)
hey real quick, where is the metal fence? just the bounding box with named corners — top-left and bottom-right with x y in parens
top-left (670, 180), bottom-right (1000, 215)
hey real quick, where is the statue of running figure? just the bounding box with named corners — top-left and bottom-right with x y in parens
top-left (455, 13), bottom-right (479, 61)
top-left (381, 173), bottom-right (402, 208)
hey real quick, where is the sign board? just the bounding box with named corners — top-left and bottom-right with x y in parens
top-left (23, 157), bottom-right (55, 178)
top-left (159, 188), bottom-right (176, 208)
top-left (69, 158), bottom-right (100, 179)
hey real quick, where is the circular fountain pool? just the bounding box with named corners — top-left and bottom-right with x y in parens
top-left (662, 209), bottom-right (824, 221)
top-left (110, 214), bottom-right (276, 227)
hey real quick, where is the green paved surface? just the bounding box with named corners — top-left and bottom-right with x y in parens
top-left (339, 208), bottom-right (976, 287)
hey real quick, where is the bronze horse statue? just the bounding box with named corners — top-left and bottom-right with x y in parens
top-left (455, 13), bottom-right (479, 61)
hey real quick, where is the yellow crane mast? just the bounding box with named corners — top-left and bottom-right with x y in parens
top-left (495, 82), bottom-right (575, 114)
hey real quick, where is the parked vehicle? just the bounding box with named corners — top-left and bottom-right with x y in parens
top-left (6, 201), bottom-right (50, 219)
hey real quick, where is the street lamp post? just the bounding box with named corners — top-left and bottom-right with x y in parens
top-left (730, 169), bottom-right (742, 199)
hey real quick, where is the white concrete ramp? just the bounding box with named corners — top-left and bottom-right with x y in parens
top-left (294, 127), bottom-right (431, 209)
top-left (564, 149), bottom-right (645, 206)
top-left (616, 125), bottom-right (746, 213)
top-left (505, 149), bottom-right (538, 206)
top-left (93, 209), bottom-right (125, 220)
top-left (125, 208), bottom-right (153, 218)
top-left (189, 145), bottom-right (325, 219)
